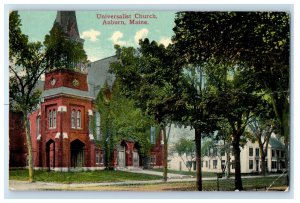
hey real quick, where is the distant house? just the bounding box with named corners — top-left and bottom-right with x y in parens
top-left (167, 125), bottom-right (286, 174)
top-left (200, 135), bottom-right (286, 174)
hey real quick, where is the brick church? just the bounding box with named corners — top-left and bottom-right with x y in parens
top-left (9, 11), bottom-right (164, 171)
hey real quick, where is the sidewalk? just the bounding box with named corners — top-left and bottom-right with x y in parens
top-left (117, 168), bottom-right (193, 179)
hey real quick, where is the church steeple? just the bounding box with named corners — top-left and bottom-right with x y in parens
top-left (54, 11), bottom-right (83, 43)
top-left (53, 11), bottom-right (87, 72)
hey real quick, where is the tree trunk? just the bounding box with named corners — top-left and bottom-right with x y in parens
top-left (162, 125), bottom-right (168, 181)
top-left (195, 128), bottom-right (202, 191)
top-left (259, 141), bottom-right (267, 176)
top-left (260, 153), bottom-right (266, 176)
top-left (233, 134), bottom-right (243, 190)
top-left (225, 142), bottom-right (231, 179)
top-left (23, 111), bottom-right (34, 182)
top-left (282, 101), bottom-right (289, 186)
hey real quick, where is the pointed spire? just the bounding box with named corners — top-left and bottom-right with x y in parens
top-left (54, 11), bottom-right (83, 43)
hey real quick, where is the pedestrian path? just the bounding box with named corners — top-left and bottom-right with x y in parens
top-left (117, 168), bottom-right (193, 179)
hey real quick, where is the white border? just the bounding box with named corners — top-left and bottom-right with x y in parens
top-left (1, 1), bottom-right (299, 202)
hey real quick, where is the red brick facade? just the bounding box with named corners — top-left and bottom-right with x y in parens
top-left (44, 69), bottom-right (88, 91)
top-left (9, 69), bottom-right (164, 171)
top-left (9, 112), bottom-right (28, 168)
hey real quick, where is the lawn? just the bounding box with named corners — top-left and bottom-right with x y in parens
top-left (71, 176), bottom-right (288, 191)
top-left (9, 169), bottom-right (162, 183)
top-left (9, 169), bottom-right (288, 191)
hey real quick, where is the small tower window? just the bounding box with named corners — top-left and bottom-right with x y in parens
top-left (49, 110), bottom-right (52, 128)
top-left (71, 110), bottom-right (76, 128)
top-left (77, 110), bottom-right (81, 128)
top-left (53, 110), bottom-right (56, 128)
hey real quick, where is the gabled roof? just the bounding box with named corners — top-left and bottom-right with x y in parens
top-left (269, 137), bottom-right (285, 149)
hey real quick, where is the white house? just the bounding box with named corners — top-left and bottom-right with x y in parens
top-left (167, 125), bottom-right (286, 174)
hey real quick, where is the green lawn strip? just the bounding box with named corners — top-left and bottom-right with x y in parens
top-left (100, 176), bottom-right (287, 191)
top-left (204, 176), bottom-right (288, 191)
top-left (9, 169), bottom-right (162, 183)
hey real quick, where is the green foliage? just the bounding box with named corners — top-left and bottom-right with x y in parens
top-left (95, 79), bottom-right (154, 158)
top-left (9, 11), bottom-right (28, 60)
top-left (9, 11), bottom-right (45, 112)
top-left (44, 23), bottom-right (87, 70)
top-left (172, 12), bottom-right (291, 190)
top-left (9, 11), bottom-right (48, 182)
top-left (111, 39), bottom-right (182, 124)
top-left (174, 137), bottom-right (195, 157)
top-left (173, 11), bottom-right (290, 141)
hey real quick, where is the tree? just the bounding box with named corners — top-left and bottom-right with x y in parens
top-left (111, 40), bottom-right (182, 181)
top-left (173, 11), bottom-right (290, 186)
top-left (247, 100), bottom-right (278, 176)
top-left (95, 79), bottom-right (155, 168)
top-left (215, 121), bottom-right (232, 178)
top-left (208, 62), bottom-right (261, 190)
top-left (44, 22), bottom-right (87, 71)
top-left (172, 11), bottom-right (289, 190)
top-left (176, 65), bottom-right (219, 191)
top-left (173, 137), bottom-right (195, 172)
top-left (9, 11), bottom-right (47, 182)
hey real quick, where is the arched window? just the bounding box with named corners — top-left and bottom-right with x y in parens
top-left (36, 116), bottom-right (40, 135)
top-left (53, 110), bottom-right (56, 128)
top-left (49, 110), bottom-right (52, 128)
top-left (71, 110), bottom-right (76, 128)
top-left (95, 111), bottom-right (101, 140)
top-left (77, 110), bottom-right (81, 128)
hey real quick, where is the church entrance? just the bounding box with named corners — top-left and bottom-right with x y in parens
top-left (133, 143), bottom-right (140, 167)
top-left (46, 139), bottom-right (55, 170)
top-left (118, 142), bottom-right (126, 168)
top-left (70, 139), bottom-right (85, 168)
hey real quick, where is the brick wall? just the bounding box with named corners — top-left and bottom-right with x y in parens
top-left (44, 69), bottom-right (88, 91)
top-left (9, 112), bottom-right (27, 167)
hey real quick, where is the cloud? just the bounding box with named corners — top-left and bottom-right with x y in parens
top-left (81, 29), bottom-right (101, 42)
top-left (109, 31), bottom-right (128, 46)
top-left (134, 28), bottom-right (149, 44)
top-left (159, 37), bottom-right (172, 47)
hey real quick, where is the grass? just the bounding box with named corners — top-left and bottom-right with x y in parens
top-left (71, 176), bottom-right (288, 191)
top-left (9, 169), bottom-right (288, 191)
top-left (203, 176), bottom-right (288, 191)
top-left (9, 169), bottom-right (162, 183)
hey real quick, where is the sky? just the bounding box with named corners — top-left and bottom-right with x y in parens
top-left (18, 11), bottom-right (176, 62)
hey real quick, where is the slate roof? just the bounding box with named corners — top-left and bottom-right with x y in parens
top-left (42, 86), bottom-right (93, 100)
top-left (269, 137), bottom-right (285, 150)
top-left (87, 55), bottom-right (117, 98)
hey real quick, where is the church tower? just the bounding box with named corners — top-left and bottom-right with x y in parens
top-left (54, 11), bottom-right (86, 72)
top-left (54, 11), bottom-right (84, 44)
